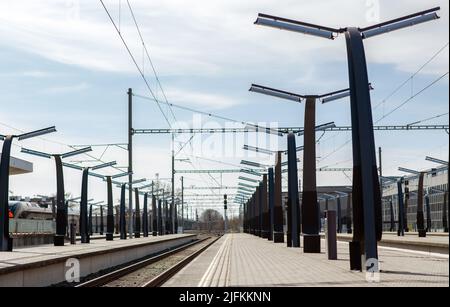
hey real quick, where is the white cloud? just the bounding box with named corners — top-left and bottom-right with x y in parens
top-left (41, 82), bottom-right (90, 94)
top-left (165, 88), bottom-right (239, 110)
top-left (0, 0), bottom-right (447, 77)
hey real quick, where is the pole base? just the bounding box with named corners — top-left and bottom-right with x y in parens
top-left (134, 233), bottom-right (141, 238)
top-left (152, 232), bottom-right (157, 237)
top-left (349, 241), bottom-right (362, 271)
top-left (273, 232), bottom-right (284, 243)
top-left (303, 234), bottom-right (321, 253)
top-left (261, 231), bottom-right (269, 239)
top-left (418, 229), bottom-right (427, 238)
top-left (54, 235), bottom-right (65, 247)
top-left (106, 233), bottom-right (114, 241)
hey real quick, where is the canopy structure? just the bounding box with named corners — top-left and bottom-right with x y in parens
top-left (0, 154), bottom-right (33, 175)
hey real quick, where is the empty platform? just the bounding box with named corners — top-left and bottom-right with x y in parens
top-left (164, 233), bottom-right (449, 287)
top-left (0, 234), bottom-right (196, 287)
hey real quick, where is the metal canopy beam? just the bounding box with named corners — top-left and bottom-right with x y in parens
top-left (133, 125), bottom-right (448, 134)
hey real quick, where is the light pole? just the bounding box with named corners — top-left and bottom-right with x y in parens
top-left (250, 84), bottom-right (344, 252)
top-left (21, 146), bottom-right (92, 246)
top-left (0, 126), bottom-right (56, 251)
top-left (64, 161), bottom-right (117, 244)
top-left (254, 6), bottom-right (440, 271)
top-left (105, 171), bottom-right (132, 241)
top-left (399, 167), bottom-right (427, 237)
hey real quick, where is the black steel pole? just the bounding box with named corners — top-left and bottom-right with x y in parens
top-left (346, 193), bottom-right (353, 234)
top-left (152, 194), bottom-right (158, 236)
top-left (417, 173), bottom-right (427, 237)
top-left (119, 184), bottom-right (127, 240)
top-left (302, 97), bottom-right (320, 253)
top-left (158, 199), bottom-right (163, 235)
top-left (54, 155), bottom-right (67, 246)
top-left (143, 193), bottom-right (149, 237)
top-left (345, 28), bottom-right (381, 271)
top-left (165, 200), bottom-right (170, 235)
top-left (404, 182), bottom-right (410, 232)
top-left (268, 168), bottom-right (275, 241)
top-left (128, 88), bottom-right (133, 239)
top-left (397, 180), bottom-right (405, 237)
top-left (80, 168), bottom-right (90, 244)
top-left (425, 193), bottom-right (432, 232)
top-left (106, 177), bottom-right (114, 241)
top-left (95, 213), bottom-right (99, 234)
top-left (287, 133), bottom-right (301, 248)
top-left (0, 136), bottom-right (14, 251)
top-left (100, 206), bottom-right (104, 235)
top-left (273, 153), bottom-right (284, 243)
top-left (89, 205), bottom-right (93, 235)
top-left (390, 198), bottom-right (395, 232)
top-left (261, 174), bottom-right (269, 239)
top-left (134, 188), bottom-right (141, 238)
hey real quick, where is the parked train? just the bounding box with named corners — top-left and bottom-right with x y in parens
top-left (9, 201), bottom-right (80, 223)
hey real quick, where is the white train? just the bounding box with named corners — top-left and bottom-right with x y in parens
top-left (9, 201), bottom-right (80, 225)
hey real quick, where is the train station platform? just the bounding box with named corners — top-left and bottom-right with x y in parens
top-left (327, 233), bottom-right (449, 254)
top-left (164, 233), bottom-right (449, 287)
top-left (0, 234), bottom-right (196, 287)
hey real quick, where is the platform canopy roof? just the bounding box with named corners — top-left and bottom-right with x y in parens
top-left (0, 154), bottom-right (33, 175)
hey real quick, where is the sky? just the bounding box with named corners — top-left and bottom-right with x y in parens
top-left (0, 0), bottom-right (448, 217)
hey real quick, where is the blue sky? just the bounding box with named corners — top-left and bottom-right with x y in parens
top-left (0, 0), bottom-right (448, 216)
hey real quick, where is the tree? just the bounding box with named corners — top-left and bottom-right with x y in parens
top-left (199, 209), bottom-right (224, 233)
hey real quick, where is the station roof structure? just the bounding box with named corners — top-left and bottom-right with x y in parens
top-left (0, 154), bottom-right (33, 175)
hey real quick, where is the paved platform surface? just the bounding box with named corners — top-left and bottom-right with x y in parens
top-left (330, 233), bottom-right (449, 254)
top-left (0, 234), bottom-right (194, 273)
top-left (165, 233), bottom-right (449, 287)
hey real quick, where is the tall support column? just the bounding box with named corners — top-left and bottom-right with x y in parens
top-left (80, 169), bottom-right (90, 244)
top-left (425, 193), bottom-right (432, 232)
top-left (345, 28), bottom-right (381, 271)
top-left (158, 199), bottom-right (163, 236)
top-left (165, 200), bottom-right (170, 235)
top-left (417, 173), bottom-right (426, 237)
top-left (100, 206), bottom-right (104, 235)
top-left (389, 198), bottom-right (395, 232)
top-left (268, 168), bottom-right (275, 241)
top-left (89, 205), bottom-right (93, 235)
top-left (119, 184), bottom-right (127, 240)
top-left (143, 193), bottom-right (149, 237)
top-left (54, 155), bottom-right (67, 246)
top-left (134, 188), bottom-right (141, 238)
top-left (181, 176), bottom-right (184, 233)
top-left (0, 136), bottom-right (13, 251)
top-left (106, 177), bottom-right (114, 241)
top-left (404, 182), bottom-right (410, 232)
top-left (169, 201), bottom-right (173, 234)
top-left (152, 194), bottom-right (158, 236)
top-left (346, 193), bottom-right (353, 234)
top-left (261, 174), bottom-right (269, 239)
top-left (255, 186), bottom-right (260, 237)
top-left (95, 213), bottom-right (99, 234)
top-left (171, 133), bottom-right (176, 234)
top-left (337, 196), bottom-right (343, 234)
top-left (287, 133), bottom-right (301, 248)
top-left (397, 180), bottom-right (405, 237)
top-left (128, 88), bottom-right (133, 239)
top-left (302, 97), bottom-right (320, 253)
top-left (273, 152), bottom-right (284, 243)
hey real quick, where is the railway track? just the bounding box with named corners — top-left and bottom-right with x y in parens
top-left (76, 235), bottom-right (220, 287)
